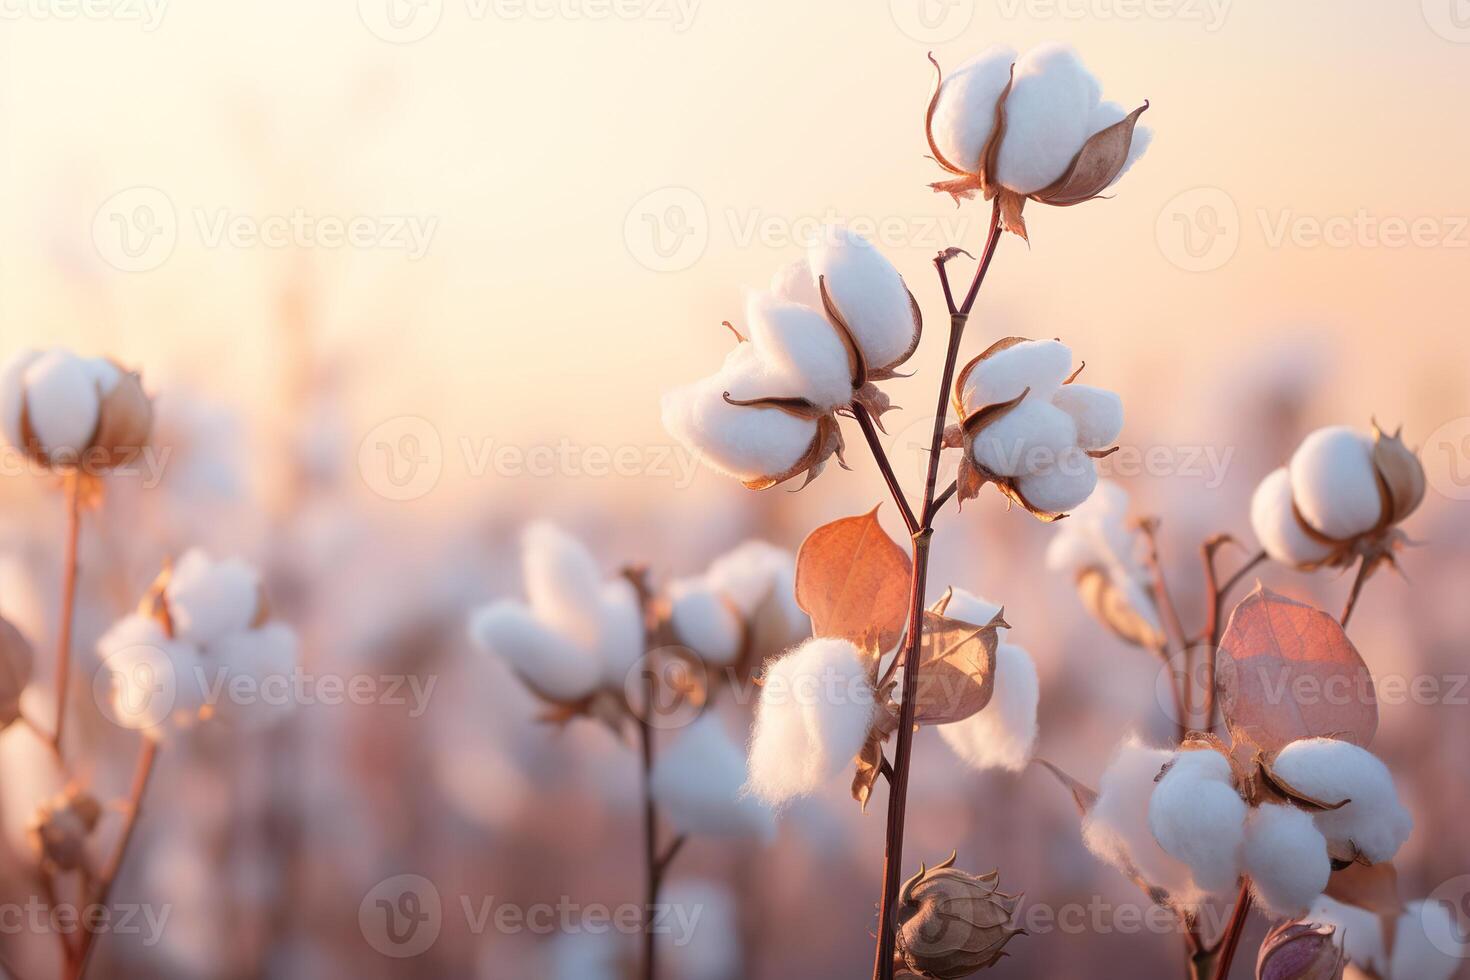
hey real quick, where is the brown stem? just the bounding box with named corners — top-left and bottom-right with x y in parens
top-left (928, 480), bottom-right (959, 522)
top-left (639, 711), bottom-right (660, 980)
top-left (851, 403), bottom-right (919, 535)
top-left (1200, 546), bottom-right (1266, 732)
top-left (71, 738), bottom-right (159, 979)
top-left (1208, 880), bottom-right (1254, 980)
top-left (1339, 555), bottom-right (1372, 628)
top-left (52, 473), bottom-right (83, 758)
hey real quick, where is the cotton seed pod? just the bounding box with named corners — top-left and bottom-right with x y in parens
top-left (0, 616), bottom-right (35, 730)
top-left (0, 349), bottom-right (152, 471)
top-left (27, 788), bottom-right (102, 872)
top-left (894, 854), bottom-right (1025, 978)
top-left (1257, 921), bottom-right (1346, 980)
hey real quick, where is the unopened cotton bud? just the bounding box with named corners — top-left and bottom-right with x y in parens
top-left (1148, 748), bottom-right (1247, 895)
top-left (938, 642), bottom-right (1038, 772)
top-left (1289, 427), bottom-right (1384, 541)
top-left (894, 855), bottom-right (1025, 977)
top-left (1270, 738), bottom-right (1412, 864)
top-left (0, 617), bottom-right (34, 730)
top-left (1257, 921), bottom-right (1346, 980)
top-left (1243, 804), bottom-right (1332, 916)
top-left (1251, 468), bottom-right (1336, 568)
top-left (669, 580), bottom-right (743, 667)
top-left (27, 788), bottom-right (102, 872)
top-left (650, 713), bottom-right (773, 839)
top-left (469, 601), bottom-right (601, 704)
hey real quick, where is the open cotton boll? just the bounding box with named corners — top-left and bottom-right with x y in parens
top-left (165, 550), bottom-right (262, 646)
top-left (669, 580), bottom-right (743, 667)
top-left (1271, 738), bottom-right (1412, 864)
top-left (1310, 896), bottom-right (1388, 973)
top-left (1147, 750), bottom-right (1247, 895)
top-left (938, 642), bottom-right (1038, 772)
top-left (994, 44), bottom-right (1100, 195)
top-left (1015, 446), bottom-right (1098, 515)
top-left (704, 540), bottom-right (787, 616)
top-left (745, 292), bottom-right (852, 411)
top-left (768, 256), bottom-right (822, 310)
top-left (1251, 467), bottom-right (1336, 567)
top-left (807, 228), bottom-right (915, 372)
top-left (522, 523), bottom-right (606, 650)
top-left (651, 714), bottom-right (773, 839)
top-left (97, 620), bottom-right (205, 737)
top-left (1243, 804), bottom-right (1331, 916)
top-left (204, 623), bottom-right (299, 725)
top-left (469, 601), bottom-right (601, 703)
top-left (929, 44), bottom-right (1019, 173)
top-left (745, 637), bottom-right (876, 806)
top-left (1085, 737), bottom-right (1197, 900)
top-left (1090, 100), bottom-right (1153, 186)
top-left (0, 349), bottom-right (41, 450)
top-left (938, 588), bottom-right (1005, 639)
top-left (962, 339), bottom-right (1073, 408)
top-left (971, 397), bottom-right (1078, 478)
top-left (1051, 384), bottom-right (1124, 450)
top-left (595, 579), bottom-right (645, 685)
top-left (20, 349), bottom-right (102, 460)
top-left (1391, 901), bottom-right (1466, 980)
top-left (1289, 427), bottom-right (1384, 540)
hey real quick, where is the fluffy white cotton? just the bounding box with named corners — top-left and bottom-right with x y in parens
top-left (204, 623), bottom-right (299, 727)
top-left (165, 549), bottom-right (262, 646)
top-left (1251, 467), bottom-right (1336, 567)
top-left (662, 344), bottom-right (818, 484)
top-left (938, 588), bottom-right (1005, 637)
top-left (1147, 749), bottom-right (1247, 895)
top-left (745, 291), bottom-right (853, 410)
top-left (1271, 738), bottom-right (1412, 864)
top-left (1391, 901), bottom-right (1466, 980)
top-left (96, 614), bottom-right (205, 738)
top-left (1242, 803), bottom-right (1331, 916)
top-left (548, 933), bottom-right (625, 980)
top-left (769, 256), bottom-right (822, 310)
top-left (1051, 384), bottom-right (1124, 450)
top-left (994, 44), bottom-right (1100, 194)
top-left (929, 44), bottom-right (1019, 173)
top-left (1016, 446), bottom-right (1099, 515)
top-left (1289, 427), bottom-right (1384, 540)
top-left (595, 579), bottom-right (644, 686)
top-left (1045, 480), bottom-right (1135, 574)
top-left (938, 642), bottom-right (1038, 772)
top-left (745, 637), bottom-right (876, 806)
top-left (669, 580), bottom-right (743, 666)
top-left (970, 397), bottom-right (1078, 478)
top-left (469, 601), bottom-right (601, 703)
top-left (806, 227), bottom-right (915, 372)
top-left (660, 880), bottom-right (743, 980)
top-left (651, 714), bottom-right (773, 839)
top-left (1090, 100), bottom-right (1154, 187)
top-left (522, 523), bottom-right (606, 649)
top-left (19, 349), bottom-right (102, 461)
top-left (1084, 736), bottom-right (1196, 901)
top-left (961, 339), bottom-right (1073, 409)
top-left (0, 349), bottom-right (41, 450)
top-left (1310, 896), bottom-right (1387, 974)
top-left (704, 540), bottom-right (786, 616)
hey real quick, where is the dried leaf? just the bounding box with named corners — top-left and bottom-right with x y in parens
top-left (795, 507), bottom-right (913, 657)
top-left (1034, 758), bottom-right (1098, 816)
top-left (911, 610), bottom-right (1002, 724)
top-left (1371, 422), bottom-right (1426, 526)
top-left (1076, 567), bottom-right (1165, 649)
top-left (852, 735), bottom-right (885, 812)
top-left (1215, 586), bottom-right (1378, 755)
top-left (1033, 102), bottom-right (1149, 207)
top-left (997, 189), bottom-right (1029, 240)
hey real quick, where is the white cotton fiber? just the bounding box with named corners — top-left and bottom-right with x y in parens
top-left (1243, 803), bottom-right (1331, 916)
top-left (1309, 896), bottom-right (1387, 974)
top-left (522, 523), bottom-right (606, 650)
top-left (962, 339), bottom-right (1074, 410)
top-left (204, 623), bottom-right (299, 726)
top-left (1271, 738), bottom-right (1412, 864)
top-left (651, 713), bottom-right (773, 839)
top-left (930, 44), bottom-right (1019, 174)
top-left (1251, 467), bottom-right (1335, 567)
top-left (806, 227), bottom-right (915, 372)
top-left (595, 579), bottom-right (645, 686)
top-left (745, 291), bottom-right (853, 411)
top-left (669, 580), bottom-right (743, 667)
top-left (994, 44), bottom-right (1099, 195)
top-left (0, 349), bottom-right (40, 450)
top-left (21, 349), bottom-right (102, 460)
top-left (78, 357), bottom-right (122, 396)
top-left (970, 397), bottom-right (1078, 478)
top-left (97, 615), bottom-right (204, 737)
top-left (1051, 384), bottom-right (1124, 450)
top-left (1391, 900), bottom-right (1466, 980)
top-left (1084, 736), bottom-right (1196, 900)
top-left (745, 637), bottom-right (876, 806)
top-left (768, 256), bottom-right (822, 311)
top-left (1147, 749), bottom-right (1247, 895)
top-left (165, 549), bottom-right (262, 646)
top-left (1044, 480), bottom-right (1133, 573)
top-left (1089, 100), bottom-right (1153, 187)
top-left (938, 642), bottom-right (1038, 773)
top-left (469, 601), bottom-right (601, 703)
top-left (1289, 427), bottom-right (1384, 540)
top-left (1015, 446), bottom-right (1098, 515)
top-left (937, 587), bottom-right (1005, 639)
top-left (704, 540), bottom-right (786, 616)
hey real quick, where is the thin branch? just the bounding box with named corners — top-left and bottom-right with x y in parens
top-left (1340, 555), bottom-right (1373, 628)
top-left (927, 480), bottom-right (959, 525)
top-left (1208, 880), bottom-right (1254, 980)
top-left (52, 473), bottom-right (83, 758)
top-left (851, 402), bottom-right (919, 535)
top-left (1199, 544), bottom-right (1266, 732)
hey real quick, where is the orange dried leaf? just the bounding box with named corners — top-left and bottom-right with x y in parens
top-left (910, 610), bottom-right (1000, 725)
top-left (795, 507), bottom-right (913, 657)
top-left (1034, 758), bottom-right (1099, 817)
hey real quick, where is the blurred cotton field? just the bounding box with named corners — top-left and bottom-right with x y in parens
top-left (1, 2), bottom-right (1469, 979)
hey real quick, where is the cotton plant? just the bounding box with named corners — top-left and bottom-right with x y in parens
top-left (1303, 894), bottom-right (1467, 980)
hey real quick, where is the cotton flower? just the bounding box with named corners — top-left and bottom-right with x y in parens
top-left (1147, 747), bottom-right (1247, 895)
top-left (663, 228), bottom-right (920, 490)
top-left (469, 523), bottom-right (644, 719)
top-left (1083, 736), bottom-right (1197, 903)
top-left (1243, 804), bottom-right (1332, 917)
top-left (932, 589), bottom-right (1038, 772)
top-left (926, 43), bottom-right (1151, 238)
top-left (1268, 737), bottom-right (1412, 864)
top-left (1251, 423), bottom-right (1425, 571)
top-left (1, 347), bottom-right (152, 471)
top-left (1045, 481), bottom-right (1164, 648)
top-left (745, 636), bottom-right (877, 806)
top-left (952, 338), bottom-right (1121, 519)
top-left (650, 713), bottom-right (774, 839)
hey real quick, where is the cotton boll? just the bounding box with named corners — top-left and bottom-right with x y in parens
top-left (78, 357), bottom-right (122, 395)
top-left (1251, 468), bottom-right (1336, 567)
top-left (1084, 736), bottom-right (1196, 900)
top-left (165, 550), bottom-right (262, 646)
top-left (937, 587), bottom-right (1005, 639)
top-left (468, 601), bottom-right (601, 703)
top-left (1147, 750), bottom-right (1247, 894)
top-left (1051, 384), bottom-right (1123, 449)
top-left (204, 623), bottom-right (299, 726)
top-left (99, 631), bottom-right (205, 737)
top-left (704, 540), bottom-right (787, 616)
top-left (1309, 896), bottom-right (1387, 973)
top-left (1289, 427), bottom-right (1383, 540)
top-left (0, 348), bottom-right (41, 449)
top-left (745, 637), bottom-right (876, 806)
top-left (994, 44), bottom-right (1100, 194)
top-left (669, 580), bottom-right (743, 666)
top-left (937, 642), bottom-right (1038, 772)
top-left (744, 291), bottom-right (853, 411)
top-left (807, 228), bottom-right (915, 372)
top-left (1243, 804), bottom-right (1331, 916)
top-left (21, 349), bottom-right (102, 460)
top-left (929, 45), bottom-right (1020, 173)
top-left (970, 397), bottom-right (1078, 478)
top-left (1391, 900), bottom-right (1466, 980)
top-left (768, 256), bottom-right (822, 310)
top-left (595, 579), bottom-right (645, 685)
top-left (1271, 738), bottom-right (1412, 864)
top-left (1089, 100), bottom-right (1153, 186)
top-left (651, 714), bottom-right (773, 839)
top-left (1015, 446), bottom-right (1098, 515)
top-left (961, 339), bottom-right (1073, 409)
top-left (521, 523), bottom-right (606, 650)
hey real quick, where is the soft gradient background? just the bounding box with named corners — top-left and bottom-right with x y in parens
top-left (0, 0), bottom-right (1467, 977)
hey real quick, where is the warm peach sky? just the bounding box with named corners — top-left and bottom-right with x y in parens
top-left (2, 0), bottom-right (1467, 508)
